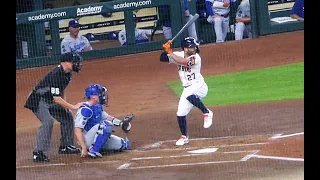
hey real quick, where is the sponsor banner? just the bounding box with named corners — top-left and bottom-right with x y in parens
top-left (28, 11), bottom-right (67, 21)
top-left (76, 5), bottom-right (103, 17)
top-left (113, 0), bottom-right (152, 10)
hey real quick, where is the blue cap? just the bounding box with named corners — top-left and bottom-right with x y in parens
top-left (68, 19), bottom-right (80, 28)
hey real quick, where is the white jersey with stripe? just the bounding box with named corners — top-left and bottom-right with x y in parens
top-left (168, 51), bottom-right (205, 87)
top-left (61, 35), bottom-right (92, 54)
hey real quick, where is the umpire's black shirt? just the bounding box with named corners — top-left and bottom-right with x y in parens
top-left (24, 65), bottom-right (72, 111)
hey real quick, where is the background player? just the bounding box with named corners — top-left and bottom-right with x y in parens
top-left (290, 0), bottom-right (304, 21)
top-left (118, 14), bottom-right (152, 46)
top-left (160, 37), bottom-right (214, 146)
top-left (74, 84), bottom-right (133, 158)
top-left (235, 0), bottom-right (252, 40)
top-left (205, 0), bottom-right (237, 43)
top-left (61, 19), bottom-right (93, 54)
top-left (24, 52), bottom-right (84, 163)
top-left (157, 0), bottom-right (198, 40)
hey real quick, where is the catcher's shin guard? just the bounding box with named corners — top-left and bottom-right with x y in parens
top-left (90, 120), bottom-right (113, 153)
top-left (102, 135), bottom-right (130, 151)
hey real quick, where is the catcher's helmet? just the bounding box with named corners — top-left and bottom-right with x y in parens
top-left (181, 37), bottom-right (200, 53)
top-left (61, 52), bottom-right (83, 73)
top-left (84, 84), bottom-right (108, 105)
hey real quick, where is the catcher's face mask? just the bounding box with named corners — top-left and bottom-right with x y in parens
top-left (99, 86), bottom-right (108, 106)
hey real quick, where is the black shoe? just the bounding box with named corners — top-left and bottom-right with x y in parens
top-left (33, 151), bottom-right (50, 163)
top-left (58, 145), bottom-right (81, 154)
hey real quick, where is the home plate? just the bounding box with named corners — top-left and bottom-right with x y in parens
top-left (188, 148), bottom-right (218, 154)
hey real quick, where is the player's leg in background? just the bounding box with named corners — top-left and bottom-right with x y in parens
top-left (246, 24), bottom-right (253, 39)
top-left (185, 83), bottom-right (213, 128)
top-left (187, 14), bottom-right (198, 40)
top-left (50, 105), bottom-right (77, 150)
top-left (207, 16), bottom-right (224, 43)
top-left (235, 22), bottom-right (245, 40)
top-left (162, 26), bottom-right (172, 40)
top-left (32, 99), bottom-right (55, 161)
top-left (102, 135), bottom-right (130, 152)
top-left (88, 120), bottom-right (113, 158)
top-left (221, 17), bottom-right (230, 42)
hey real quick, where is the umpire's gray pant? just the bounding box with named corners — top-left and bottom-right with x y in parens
top-left (33, 98), bottom-right (74, 153)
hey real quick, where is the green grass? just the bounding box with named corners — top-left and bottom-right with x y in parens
top-left (167, 62), bottom-right (304, 106)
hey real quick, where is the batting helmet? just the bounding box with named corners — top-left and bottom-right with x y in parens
top-left (61, 52), bottom-right (83, 73)
top-left (84, 84), bottom-right (108, 105)
top-left (181, 37), bottom-right (200, 54)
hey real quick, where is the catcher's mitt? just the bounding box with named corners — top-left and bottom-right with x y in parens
top-left (120, 114), bottom-right (134, 133)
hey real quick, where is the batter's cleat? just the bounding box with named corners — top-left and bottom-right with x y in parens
top-left (33, 151), bottom-right (50, 163)
top-left (175, 135), bottom-right (189, 146)
top-left (203, 109), bottom-right (213, 128)
top-left (58, 145), bottom-right (81, 154)
top-left (88, 147), bottom-right (103, 158)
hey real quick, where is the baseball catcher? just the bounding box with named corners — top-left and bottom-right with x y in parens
top-left (74, 83), bottom-right (134, 158)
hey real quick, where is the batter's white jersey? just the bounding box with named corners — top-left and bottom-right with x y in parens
top-left (168, 51), bottom-right (205, 87)
top-left (118, 28), bottom-right (152, 46)
top-left (61, 35), bottom-right (92, 54)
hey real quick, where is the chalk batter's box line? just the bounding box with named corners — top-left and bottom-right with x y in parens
top-left (138, 133), bottom-right (277, 151)
top-left (119, 132), bottom-right (305, 170)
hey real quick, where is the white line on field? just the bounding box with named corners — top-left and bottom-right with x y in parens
top-left (240, 150), bottom-right (260, 162)
top-left (131, 150), bottom-right (260, 161)
top-left (117, 163), bottom-right (132, 170)
top-left (138, 133), bottom-right (275, 151)
top-left (269, 133), bottom-right (283, 140)
top-left (163, 134), bottom-right (274, 143)
top-left (250, 154), bottom-right (304, 162)
top-left (121, 160), bottom-right (242, 170)
top-left (16, 160), bottom-right (120, 169)
top-left (157, 142), bottom-right (267, 152)
top-left (271, 132), bottom-right (304, 139)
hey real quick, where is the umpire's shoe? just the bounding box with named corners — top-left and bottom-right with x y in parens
top-left (58, 145), bottom-right (81, 154)
top-left (33, 151), bottom-right (50, 163)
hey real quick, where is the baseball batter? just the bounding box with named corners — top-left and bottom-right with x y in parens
top-left (206, 0), bottom-right (237, 43)
top-left (235, 0), bottom-right (252, 40)
top-left (61, 19), bottom-right (93, 54)
top-left (160, 37), bottom-right (214, 146)
top-left (74, 84), bottom-right (133, 158)
top-left (118, 14), bottom-right (152, 46)
top-left (159, 0), bottom-right (198, 40)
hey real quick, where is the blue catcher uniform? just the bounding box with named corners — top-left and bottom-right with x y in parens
top-left (74, 84), bottom-right (130, 158)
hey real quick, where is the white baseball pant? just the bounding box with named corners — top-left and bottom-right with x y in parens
top-left (176, 82), bottom-right (208, 116)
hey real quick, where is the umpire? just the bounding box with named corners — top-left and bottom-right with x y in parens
top-left (24, 52), bottom-right (84, 163)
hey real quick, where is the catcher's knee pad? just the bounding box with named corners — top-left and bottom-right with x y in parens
top-left (91, 121), bottom-right (113, 152)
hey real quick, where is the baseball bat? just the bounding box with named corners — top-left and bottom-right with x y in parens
top-left (171, 13), bottom-right (199, 42)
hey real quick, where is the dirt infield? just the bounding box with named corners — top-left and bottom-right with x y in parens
top-left (16, 31), bottom-right (304, 180)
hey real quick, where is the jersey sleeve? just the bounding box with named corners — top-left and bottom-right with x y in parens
top-left (186, 55), bottom-right (198, 67)
top-left (291, 0), bottom-right (303, 16)
top-left (83, 36), bottom-right (93, 50)
top-left (118, 29), bottom-right (127, 46)
top-left (101, 111), bottom-right (111, 121)
top-left (74, 106), bottom-right (93, 129)
top-left (61, 39), bottom-right (71, 54)
top-left (168, 51), bottom-right (184, 64)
